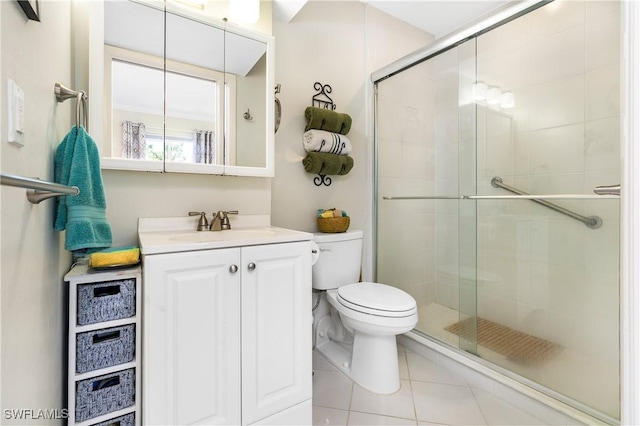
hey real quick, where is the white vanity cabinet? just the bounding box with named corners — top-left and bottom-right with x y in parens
top-left (142, 248), bottom-right (241, 425)
top-left (142, 240), bottom-right (312, 426)
top-left (240, 243), bottom-right (312, 425)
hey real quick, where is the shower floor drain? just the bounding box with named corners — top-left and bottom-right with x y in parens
top-left (445, 317), bottom-right (562, 365)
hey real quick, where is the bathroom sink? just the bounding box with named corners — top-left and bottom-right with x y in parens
top-left (138, 217), bottom-right (312, 255)
top-left (170, 228), bottom-right (277, 242)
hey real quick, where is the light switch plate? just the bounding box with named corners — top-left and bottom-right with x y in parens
top-left (7, 79), bottom-right (25, 147)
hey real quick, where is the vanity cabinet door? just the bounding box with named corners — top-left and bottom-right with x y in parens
top-left (143, 248), bottom-right (241, 426)
top-left (241, 242), bottom-right (313, 424)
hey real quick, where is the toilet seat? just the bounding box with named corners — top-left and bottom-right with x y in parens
top-left (336, 282), bottom-right (417, 318)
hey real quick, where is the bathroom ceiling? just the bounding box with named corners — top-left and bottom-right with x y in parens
top-left (273, 0), bottom-right (512, 38)
top-left (362, 0), bottom-right (511, 38)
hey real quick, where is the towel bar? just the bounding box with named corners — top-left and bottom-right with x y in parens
top-left (1, 172), bottom-right (79, 204)
top-left (382, 176), bottom-right (614, 230)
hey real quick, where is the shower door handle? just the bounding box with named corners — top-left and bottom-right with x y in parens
top-left (594, 184), bottom-right (620, 196)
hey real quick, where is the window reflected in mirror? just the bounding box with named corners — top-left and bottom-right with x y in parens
top-left (108, 48), bottom-right (226, 167)
top-left (165, 70), bottom-right (219, 164)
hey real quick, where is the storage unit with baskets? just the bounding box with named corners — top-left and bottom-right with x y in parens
top-left (65, 264), bottom-right (141, 426)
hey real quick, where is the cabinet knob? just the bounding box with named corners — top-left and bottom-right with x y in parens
top-left (229, 264), bottom-right (238, 273)
top-left (248, 262), bottom-right (256, 271)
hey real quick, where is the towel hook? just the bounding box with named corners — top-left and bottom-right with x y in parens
top-left (274, 84), bottom-right (282, 134)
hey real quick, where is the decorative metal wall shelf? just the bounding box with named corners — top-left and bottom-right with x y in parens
top-left (311, 82), bottom-right (336, 111)
top-left (312, 82), bottom-right (334, 186)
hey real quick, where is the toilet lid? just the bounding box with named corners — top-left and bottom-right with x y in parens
top-left (337, 282), bottom-right (417, 317)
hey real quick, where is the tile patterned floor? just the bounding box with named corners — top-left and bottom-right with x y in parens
top-left (312, 345), bottom-right (550, 426)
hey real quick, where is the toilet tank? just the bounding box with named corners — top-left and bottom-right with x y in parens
top-left (312, 230), bottom-right (363, 290)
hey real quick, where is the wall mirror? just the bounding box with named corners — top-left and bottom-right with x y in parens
top-left (88, 0), bottom-right (274, 176)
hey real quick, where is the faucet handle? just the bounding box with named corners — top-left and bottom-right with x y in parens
top-left (218, 210), bottom-right (238, 230)
top-left (216, 210), bottom-right (238, 218)
top-left (189, 211), bottom-right (209, 231)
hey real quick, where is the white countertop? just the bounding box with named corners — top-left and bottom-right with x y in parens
top-left (138, 216), bottom-right (313, 255)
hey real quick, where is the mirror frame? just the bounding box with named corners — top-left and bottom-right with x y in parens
top-left (87, 0), bottom-right (275, 177)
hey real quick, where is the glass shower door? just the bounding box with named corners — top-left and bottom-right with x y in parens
top-left (375, 0), bottom-right (621, 421)
top-left (469, 2), bottom-right (621, 420)
top-left (375, 38), bottom-right (478, 353)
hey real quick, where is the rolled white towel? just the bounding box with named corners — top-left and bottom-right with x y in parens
top-left (303, 129), bottom-right (352, 155)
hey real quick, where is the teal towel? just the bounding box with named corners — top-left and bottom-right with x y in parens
top-left (302, 152), bottom-right (354, 175)
top-left (304, 106), bottom-right (352, 135)
top-left (54, 126), bottom-right (112, 253)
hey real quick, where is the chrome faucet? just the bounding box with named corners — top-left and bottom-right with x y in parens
top-left (210, 210), bottom-right (239, 231)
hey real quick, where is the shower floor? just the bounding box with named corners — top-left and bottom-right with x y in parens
top-left (415, 302), bottom-right (620, 420)
top-left (445, 317), bottom-right (562, 365)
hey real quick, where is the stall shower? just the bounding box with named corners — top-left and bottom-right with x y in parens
top-left (374, 0), bottom-right (621, 422)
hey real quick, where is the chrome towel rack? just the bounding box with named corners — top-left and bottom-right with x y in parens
top-left (484, 177), bottom-right (603, 229)
top-left (1, 172), bottom-right (79, 204)
top-left (383, 176), bottom-right (620, 229)
top-left (55, 82), bottom-right (88, 130)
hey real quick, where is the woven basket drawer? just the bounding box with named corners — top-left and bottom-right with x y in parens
top-left (76, 325), bottom-right (135, 374)
top-left (90, 412), bottom-right (135, 426)
top-left (75, 368), bottom-right (135, 423)
top-left (77, 279), bottom-right (136, 326)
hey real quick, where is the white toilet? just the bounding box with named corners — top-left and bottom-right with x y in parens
top-left (312, 230), bottom-right (418, 394)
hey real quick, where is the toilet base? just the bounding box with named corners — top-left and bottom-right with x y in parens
top-left (351, 332), bottom-right (400, 394)
top-left (315, 328), bottom-right (401, 395)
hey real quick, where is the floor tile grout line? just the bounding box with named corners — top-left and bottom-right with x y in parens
top-left (408, 378), bottom-right (420, 425)
top-left (406, 349), bottom-right (474, 389)
top-left (346, 380), bottom-right (354, 426)
top-left (469, 385), bottom-right (491, 426)
top-left (402, 349), bottom-right (421, 424)
top-left (348, 408), bottom-right (419, 422)
top-left (313, 403), bottom-right (350, 411)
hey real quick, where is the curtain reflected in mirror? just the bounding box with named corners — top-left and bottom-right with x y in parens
top-left (121, 121), bottom-right (146, 159)
top-left (193, 130), bottom-right (215, 164)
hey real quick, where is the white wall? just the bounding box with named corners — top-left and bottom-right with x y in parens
top-left (1, 2), bottom-right (73, 422)
top-left (103, 171), bottom-right (272, 246)
top-left (271, 1), bottom-right (432, 279)
top-left (1, 0), bottom-right (3, 411)
top-left (0, 1), bottom-right (432, 419)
